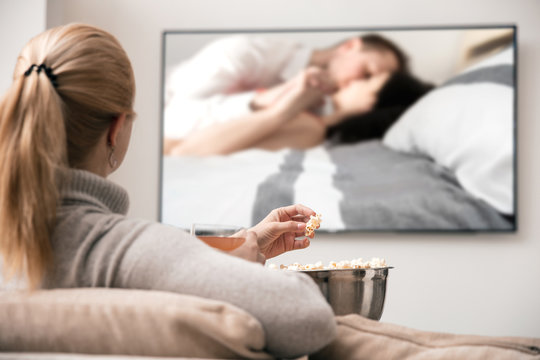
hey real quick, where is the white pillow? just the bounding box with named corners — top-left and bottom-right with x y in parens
top-left (383, 47), bottom-right (515, 215)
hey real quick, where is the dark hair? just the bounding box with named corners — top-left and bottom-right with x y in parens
top-left (326, 72), bottom-right (433, 143)
top-left (360, 33), bottom-right (410, 74)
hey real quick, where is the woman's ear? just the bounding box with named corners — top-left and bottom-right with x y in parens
top-left (107, 113), bottom-right (127, 147)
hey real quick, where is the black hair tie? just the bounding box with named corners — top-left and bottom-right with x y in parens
top-left (23, 64), bottom-right (37, 76)
top-left (24, 63), bottom-right (58, 88)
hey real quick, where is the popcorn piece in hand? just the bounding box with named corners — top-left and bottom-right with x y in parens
top-left (305, 213), bottom-right (322, 237)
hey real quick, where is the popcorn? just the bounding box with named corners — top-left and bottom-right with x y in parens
top-left (286, 263), bottom-right (301, 271)
top-left (304, 261), bottom-right (324, 270)
top-left (369, 257), bottom-right (387, 268)
top-left (270, 257), bottom-right (388, 271)
top-left (305, 213), bottom-right (322, 237)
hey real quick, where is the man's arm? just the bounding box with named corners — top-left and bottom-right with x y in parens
top-left (167, 67), bottom-right (334, 156)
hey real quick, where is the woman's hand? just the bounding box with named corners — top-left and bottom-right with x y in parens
top-left (249, 204), bottom-right (317, 259)
top-left (228, 231), bottom-right (266, 264)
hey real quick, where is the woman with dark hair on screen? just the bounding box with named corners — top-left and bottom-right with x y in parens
top-left (325, 71), bottom-right (435, 144)
top-left (0, 23), bottom-right (335, 358)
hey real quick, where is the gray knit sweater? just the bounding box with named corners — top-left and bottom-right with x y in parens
top-left (33, 169), bottom-right (335, 358)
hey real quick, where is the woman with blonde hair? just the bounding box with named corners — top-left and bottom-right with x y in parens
top-left (0, 24), bottom-right (335, 358)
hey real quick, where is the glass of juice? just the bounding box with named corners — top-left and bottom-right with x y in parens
top-left (190, 224), bottom-right (246, 251)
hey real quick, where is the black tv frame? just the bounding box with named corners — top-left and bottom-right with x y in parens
top-left (158, 24), bottom-right (518, 233)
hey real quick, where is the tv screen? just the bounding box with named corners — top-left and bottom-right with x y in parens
top-left (159, 25), bottom-right (516, 232)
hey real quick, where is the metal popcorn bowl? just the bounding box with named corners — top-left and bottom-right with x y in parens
top-left (300, 267), bottom-right (392, 320)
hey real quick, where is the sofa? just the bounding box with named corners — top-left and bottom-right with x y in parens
top-left (1, 288), bottom-right (539, 359)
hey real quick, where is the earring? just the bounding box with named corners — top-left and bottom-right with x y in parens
top-left (108, 145), bottom-right (118, 169)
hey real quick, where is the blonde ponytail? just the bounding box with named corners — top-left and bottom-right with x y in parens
top-left (0, 24), bottom-right (135, 288)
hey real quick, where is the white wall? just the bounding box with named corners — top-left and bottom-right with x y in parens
top-left (0, 0), bottom-right (46, 95)
top-left (37, 0), bottom-right (540, 339)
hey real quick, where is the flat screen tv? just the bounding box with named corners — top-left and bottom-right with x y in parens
top-left (159, 25), bottom-right (516, 232)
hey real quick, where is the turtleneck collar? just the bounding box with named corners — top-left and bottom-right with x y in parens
top-left (60, 168), bottom-right (129, 215)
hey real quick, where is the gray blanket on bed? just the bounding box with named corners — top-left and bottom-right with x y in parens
top-left (251, 141), bottom-right (512, 231)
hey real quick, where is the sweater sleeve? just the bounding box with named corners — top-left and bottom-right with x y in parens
top-left (95, 217), bottom-right (336, 358)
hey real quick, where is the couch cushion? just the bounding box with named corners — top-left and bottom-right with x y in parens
top-left (311, 314), bottom-right (540, 360)
top-left (0, 288), bottom-right (272, 359)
